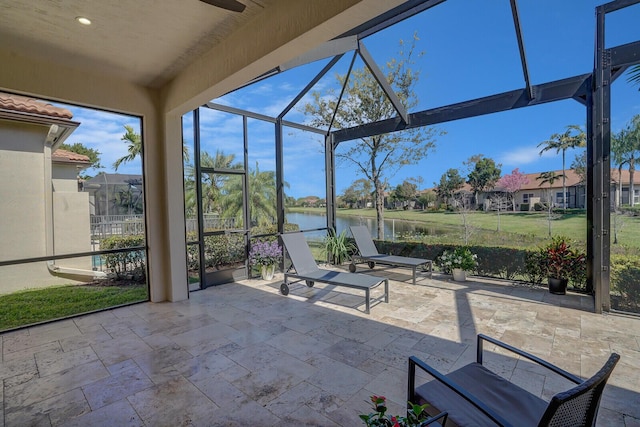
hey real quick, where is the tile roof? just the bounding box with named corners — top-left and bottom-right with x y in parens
top-left (52, 148), bottom-right (91, 164)
top-left (0, 92), bottom-right (73, 119)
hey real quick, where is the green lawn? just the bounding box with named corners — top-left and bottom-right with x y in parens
top-left (288, 207), bottom-right (640, 251)
top-left (0, 283), bottom-right (148, 331)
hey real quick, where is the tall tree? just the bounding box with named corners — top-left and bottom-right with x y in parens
top-left (465, 155), bottom-right (501, 208)
top-left (303, 35), bottom-right (443, 239)
top-left (390, 179), bottom-right (418, 209)
top-left (58, 142), bottom-right (103, 177)
top-left (496, 168), bottom-right (529, 211)
top-left (537, 124), bottom-right (586, 210)
top-left (612, 115), bottom-right (640, 206)
top-left (628, 64), bottom-right (640, 91)
top-left (436, 168), bottom-right (464, 206)
top-left (537, 171), bottom-right (565, 236)
top-left (113, 125), bottom-right (141, 171)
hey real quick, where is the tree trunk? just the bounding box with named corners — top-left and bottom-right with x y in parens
top-left (562, 149), bottom-right (566, 210)
top-left (375, 186), bottom-right (385, 240)
top-left (630, 159), bottom-right (635, 207)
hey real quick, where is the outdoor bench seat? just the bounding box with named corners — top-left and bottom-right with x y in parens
top-left (280, 232), bottom-right (388, 314)
top-left (349, 225), bottom-right (432, 285)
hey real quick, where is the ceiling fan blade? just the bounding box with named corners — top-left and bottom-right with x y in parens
top-left (200, 0), bottom-right (246, 12)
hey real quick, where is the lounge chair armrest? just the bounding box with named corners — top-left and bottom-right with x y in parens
top-left (408, 356), bottom-right (514, 427)
top-left (419, 411), bottom-right (448, 426)
top-left (477, 334), bottom-right (582, 384)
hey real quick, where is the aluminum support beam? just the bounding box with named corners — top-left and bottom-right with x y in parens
top-left (609, 40), bottom-right (640, 68)
top-left (331, 74), bottom-right (590, 144)
top-left (591, 6), bottom-right (611, 313)
top-left (509, 0), bottom-right (533, 100)
top-left (601, 0), bottom-right (640, 13)
top-left (325, 134), bottom-right (337, 232)
top-left (358, 41), bottom-right (409, 124)
top-left (275, 119), bottom-right (285, 236)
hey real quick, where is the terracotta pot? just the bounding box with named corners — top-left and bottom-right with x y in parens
top-left (548, 277), bottom-right (568, 295)
top-left (452, 268), bottom-right (467, 282)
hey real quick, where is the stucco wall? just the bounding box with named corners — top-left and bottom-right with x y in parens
top-left (0, 121), bottom-right (46, 262)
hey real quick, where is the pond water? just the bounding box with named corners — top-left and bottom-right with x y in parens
top-left (286, 211), bottom-right (449, 241)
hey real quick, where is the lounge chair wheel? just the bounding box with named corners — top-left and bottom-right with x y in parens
top-left (368, 261), bottom-right (376, 269)
top-left (349, 263), bottom-right (356, 273)
top-left (305, 280), bottom-right (314, 287)
top-left (280, 283), bottom-right (289, 295)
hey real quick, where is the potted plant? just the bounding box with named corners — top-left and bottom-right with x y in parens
top-left (360, 395), bottom-right (440, 426)
top-left (542, 236), bottom-right (586, 295)
top-left (249, 240), bottom-right (282, 280)
top-left (323, 228), bottom-right (356, 265)
top-left (438, 246), bottom-right (478, 281)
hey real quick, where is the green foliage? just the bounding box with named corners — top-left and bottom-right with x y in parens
top-left (541, 236), bottom-right (586, 282)
top-left (524, 249), bottom-right (547, 285)
top-left (323, 228), bottom-right (356, 265)
top-left (113, 125), bottom-right (141, 171)
top-left (101, 235), bottom-right (146, 279)
top-left (360, 395), bottom-right (431, 427)
top-left (466, 156), bottom-right (502, 199)
top-left (520, 203), bottom-right (530, 211)
top-left (436, 168), bottom-right (464, 202)
top-left (611, 254), bottom-right (640, 308)
top-left (438, 247), bottom-right (477, 273)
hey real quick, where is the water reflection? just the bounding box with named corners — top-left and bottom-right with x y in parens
top-left (286, 211), bottom-right (449, 241)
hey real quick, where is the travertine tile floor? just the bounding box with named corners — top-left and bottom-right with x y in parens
top-left (1, 268), bottom-right (639, 426)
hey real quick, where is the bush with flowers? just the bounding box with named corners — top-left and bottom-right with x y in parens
top-left (437, 246), bottom-right (478, 274)
top-left (360, 395), bottom-right (440, 427)
top-left (248, 240), bottom-right (282, 267)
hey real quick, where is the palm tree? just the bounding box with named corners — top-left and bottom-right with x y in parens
top-left (628, 64), bottom-right (640, 90)
top-left (537, 171), bottom-right (565, 236)
top-left (538, 125), bottom-right (586, 210)
top-left (219, 162), bottom-right (286, 228)
top-left (114, 125), bottom-right (190, 171)
top-left (113, 125), bottom-right (141, 171)
top-left (612, 115), bottom-right (640, 206)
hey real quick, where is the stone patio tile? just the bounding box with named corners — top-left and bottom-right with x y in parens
top-left (58, 327), bottom-right (113, 352)
top-left (265, 328), bottom-right (332, 362)
top-left (91, 334), bottom-right (153, 366)
top-left (208, 400), bottom-right (283, 427)
top-left (3, 360), bottom-right (109, 410)
top-left (127, 376), bottom-right (218, 426)
top-left (281, 404), bottom-right (342, 427)
top-left (175, 348), bottom-right (237, 382)
top-left (35, 346), bottom-right (99, 377)
top-left (82, 363), bottom-right (153, 410)
top-left (5, 385), bottom-right (89, 426)
top-left (58, 399), bottom-right (144, 427)
top-left (168, 322), bottom-right (237, 351)
top-left (72, 311), bottom-right (118, 332)
top-left (363, 365), bottom-right (406, 406)
top-left (305, 354), bottom-right (373, 401)
top-left (0, 352), bottom-right (38, 382)
top-left (193, 373), bottom-right (249, 408)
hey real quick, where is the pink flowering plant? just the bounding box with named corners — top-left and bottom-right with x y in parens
top-left (248, 240), bottom-right (282, 267)
top-left (360, 395), bottom-right (430, 427)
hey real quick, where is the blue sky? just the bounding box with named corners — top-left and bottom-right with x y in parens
top-left (56, 0), bottom-right (639, 199)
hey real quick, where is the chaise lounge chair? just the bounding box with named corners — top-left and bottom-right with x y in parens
top-left (280, 232), bottom-right (389, 314)
top-left (349, 225), bottom-right (432, 285)
top-left (408, 334), bottom-right (620, 426)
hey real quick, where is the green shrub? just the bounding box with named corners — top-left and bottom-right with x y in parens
top-left (611, 254), bottom-right (640, 308)
top-left (533, 202), bottom-right (545, 211)
top-left (101, 235), bottom-right (146, 279)
top-left (520, 203), bottom-right (529, 211)
top-left (524, 249), bottom-right (547, 285)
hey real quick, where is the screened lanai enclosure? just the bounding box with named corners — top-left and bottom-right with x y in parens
top-left (183, 0), bottom-right (640, 315)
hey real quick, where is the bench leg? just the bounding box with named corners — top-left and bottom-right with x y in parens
top-left (412, 266), bottom-right (417, 286)
top-left (384, 279), bottom-right (389, 303)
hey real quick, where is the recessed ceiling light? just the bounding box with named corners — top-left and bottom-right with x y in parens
top-left (76, 16), bottom-right (92, 25)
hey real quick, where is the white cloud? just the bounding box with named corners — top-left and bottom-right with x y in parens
top-left (499, 145), bottom-right (554, 165)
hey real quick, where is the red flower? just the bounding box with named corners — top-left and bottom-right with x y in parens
top-left (391, 416), bottom-right (400, 427)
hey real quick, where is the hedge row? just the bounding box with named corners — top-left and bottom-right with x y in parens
top-left (375, 240), bottom-right (587, 291)
top-left (101, 235), bottom-right (146, 280)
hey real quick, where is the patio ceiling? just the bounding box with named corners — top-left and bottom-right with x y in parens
top-left (0, 0), bottom-right (277, 88)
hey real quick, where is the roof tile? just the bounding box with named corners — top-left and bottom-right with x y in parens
top-left (0, 92), bottom-right (73, 119)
